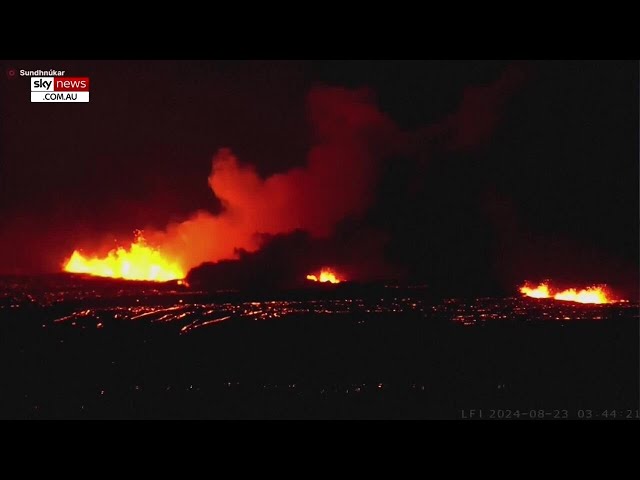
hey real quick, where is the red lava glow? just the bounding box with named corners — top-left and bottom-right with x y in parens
top-left (64, 233), bottom-right (184, 282)
top-left (519, 282), bottom-right (623, 304)
top-left (306, 268), bottom-right (343, 284)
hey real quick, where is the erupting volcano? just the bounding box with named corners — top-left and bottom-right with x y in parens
top-left (64, 233), bottom-right (184, 282)
top-left (306, 268), bottom-right (343, 284)
top-left (60, 87), bottom-right (397, 284)
top-left (519, 282), bottom-right (621, 304)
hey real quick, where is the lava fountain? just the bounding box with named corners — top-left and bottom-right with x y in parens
top-left (519, 283), bottom-right (550, 299)
top-left (64, 232), bottom-right (184, 282)
top-left (306, 268), bottom-right (343, 284)
top-left (519, 282), bottom-right (621, 304)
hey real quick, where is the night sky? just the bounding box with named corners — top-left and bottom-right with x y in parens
top-left (0, 60), bottom-right (637, 296)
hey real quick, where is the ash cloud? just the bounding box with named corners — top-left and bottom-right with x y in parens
top-left (167, 66), bottom-right (528, 285)
top-left (149, 86), bottom-right (401, 272)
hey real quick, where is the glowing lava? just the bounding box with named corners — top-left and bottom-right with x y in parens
top-left (64, 233), bottom-right (184, 282)
top-left (553, 287), bottom-right (611, 304)
top-left (520, 283), bottom-right (550, 299)
top-left (306, 268), bottom-right (343, 284)
top-left (519, 282), bottom-right (618, 304)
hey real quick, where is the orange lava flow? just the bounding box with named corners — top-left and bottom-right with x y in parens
top-left (519, 282), bottom-right (620, 304)
top-left (306, 268), bottom-right (343, 284)
top-left (63, 234), bottom-right (184, 282)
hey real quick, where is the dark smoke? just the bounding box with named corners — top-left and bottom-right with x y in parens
top-left (183, 66), bottom-right (528, 287)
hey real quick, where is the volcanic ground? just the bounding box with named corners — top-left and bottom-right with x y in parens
top-left (1, 274), bottom-right (637, 419)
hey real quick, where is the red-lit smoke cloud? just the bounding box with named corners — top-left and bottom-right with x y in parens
top-left (148, 86), bottom-right (400, 271)
top-left (102, 66), bottom-right (527, 276)
top-left (409, 63), bottom-right (529, 155)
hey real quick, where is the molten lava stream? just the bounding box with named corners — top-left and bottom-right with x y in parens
top-left (64, 234), bottom-right (184, 282)
top-left (519, 282), bottom-right (620, 304)
top-left (306, 268), bottom-right (343, 284)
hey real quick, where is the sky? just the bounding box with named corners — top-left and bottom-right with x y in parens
top-left (0, 60), bottom-right (637, 295)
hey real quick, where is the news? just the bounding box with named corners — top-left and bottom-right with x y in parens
top-left (54, 77), bottom-right (90, 91)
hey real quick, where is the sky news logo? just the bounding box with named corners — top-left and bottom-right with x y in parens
top-left (31, 77), bottom-right (90, 103)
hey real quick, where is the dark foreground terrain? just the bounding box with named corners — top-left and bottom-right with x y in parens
top-left (1, 275), bottom-right (638, 419)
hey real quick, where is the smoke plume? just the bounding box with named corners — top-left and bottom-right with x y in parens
top-left (148, 86), bottom-right (400, 272)
top-left (56, 65), bottom-right (527, 283)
